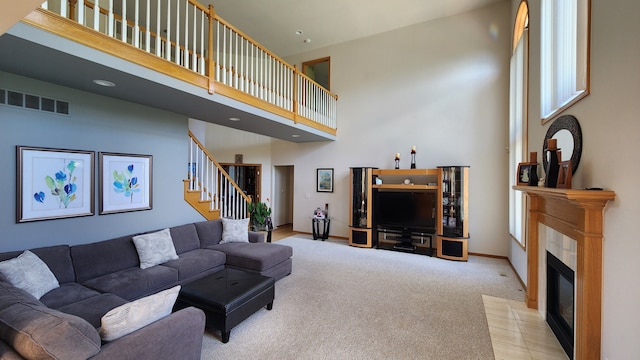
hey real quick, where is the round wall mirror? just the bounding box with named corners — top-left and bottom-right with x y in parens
top-left (542, 115), bottom-right (582, 175)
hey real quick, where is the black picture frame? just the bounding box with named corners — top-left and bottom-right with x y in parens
top-left (316, 168), bottom-right (334, 192)
top-left (516, 162), bottom-right (532, 186)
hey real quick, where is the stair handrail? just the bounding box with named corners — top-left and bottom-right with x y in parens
top-left (188, 131), bottom-right (251, 219)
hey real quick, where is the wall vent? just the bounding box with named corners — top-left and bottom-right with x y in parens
top-left (0, 89), bottom-right (69, 115)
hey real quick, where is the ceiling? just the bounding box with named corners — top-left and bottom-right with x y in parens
top-left (0, 0), bottom-right (504, 143)
top-left (208, 0), bottom-right (505, 57)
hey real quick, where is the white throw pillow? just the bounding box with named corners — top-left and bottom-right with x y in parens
top-left (0, 250), bottom-right (59, 299)
top-left (99, 285), bottom-right (181, 342)
top-left (132, 228), bottom-right (179, 269)
top-left (220, 218), bottom-right (250, 244)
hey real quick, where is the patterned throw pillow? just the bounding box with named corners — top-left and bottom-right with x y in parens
top-left (220, 218), bottom-right (250, 244)
top-left (132, 228), bottom-right (179, 269)
top-left (99, 285), bottom-right (181, 341)
top-left (0, 250), bottom-right (59, 299)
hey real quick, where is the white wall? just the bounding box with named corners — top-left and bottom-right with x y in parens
top-left (278, 1), bottom-right (511, 255)
top-left (508, 0), bottom-right (640, 357)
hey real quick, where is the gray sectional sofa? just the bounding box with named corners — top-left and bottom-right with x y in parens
top-left (0, 219), bottom-right (293, 359)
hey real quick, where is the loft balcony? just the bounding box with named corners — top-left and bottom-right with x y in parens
top-left (0, 0), bottom-right (338, 142)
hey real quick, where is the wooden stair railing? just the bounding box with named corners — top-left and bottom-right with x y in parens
top-left (185, 131), bottom-right (251, 220)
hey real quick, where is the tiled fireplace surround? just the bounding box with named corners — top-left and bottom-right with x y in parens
top-left (515, 186), bottom-right (615, 360)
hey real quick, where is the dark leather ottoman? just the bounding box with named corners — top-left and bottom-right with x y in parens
top-left (175, 268), bottom-right (275, 343)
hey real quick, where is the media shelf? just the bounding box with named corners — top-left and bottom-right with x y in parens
top-left (372, 168), bottom-right (439, 190)
top-left (376, 228), bottom-right (435, 256)
top-left (348, 167), bottom-right (377, 248)
top-left (437, 166), bottom-right (470, 261)
top-left (348, 166), bottom-right (470, 261)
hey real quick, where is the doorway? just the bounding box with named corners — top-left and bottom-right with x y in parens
top-left (302, 57), bottom-right (330, 91)
top-left (273, 165), bottom-right (294, 228)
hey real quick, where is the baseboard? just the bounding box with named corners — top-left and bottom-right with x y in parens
top-left (296, 231), bottom-right (348, 241)
top-left (468, 252), bottom-right (527, 293)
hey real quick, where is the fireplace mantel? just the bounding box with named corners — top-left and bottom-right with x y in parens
top-left (514, 186), bottom-right (615, 360)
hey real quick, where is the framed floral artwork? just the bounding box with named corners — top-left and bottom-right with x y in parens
top-left (316, 168), bottom-right (334, 193)
top-left (16, 146), bottom-right (95, 222)
top-left (99, 152), bottom-right (152, 214)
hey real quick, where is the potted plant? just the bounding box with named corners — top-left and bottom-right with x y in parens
top-left (248, 199), bottom-right (271, 231)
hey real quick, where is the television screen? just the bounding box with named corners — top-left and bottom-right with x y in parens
top-left (374, 191), bottom-right (436, 232)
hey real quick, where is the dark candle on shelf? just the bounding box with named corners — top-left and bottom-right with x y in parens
top-left (410, 146), bottom-right (416, 169)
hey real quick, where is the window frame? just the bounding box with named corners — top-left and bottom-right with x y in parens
top-left (540, 0), bottom-right (591, 124)
top-left (509, 1), bottom-right (529, 249)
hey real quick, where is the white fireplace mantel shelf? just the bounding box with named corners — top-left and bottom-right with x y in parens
top-left (514, 185), bottom-right (615, 360)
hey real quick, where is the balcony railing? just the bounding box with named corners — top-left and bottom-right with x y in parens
top-left (37, 0), bottom-right (337, 134)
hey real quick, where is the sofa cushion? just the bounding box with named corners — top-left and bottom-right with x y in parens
top-left (0, 250), bottom-right (59, 299)
top-left (82, 265), bottom-right (179, 301)
top-left (40, 282), bottom-right (102, 309)
top-left (209, 243), bottom-right (293, 271)
top-left (0, 340), bottom-right (22, 359)
top-left (71, 235), bottom-right (141, 284)
top-left (161, 249), bottom-right (226, 281)
top-left (0, 301), bottom-right (101, 360)
top-left (220, 218), bottom-right (250, 244)
top-left (133, 228), bottom-right (179, 269)
top-left (0, 245), bottom-right (76, 284)
top-left (99, 286), bottom-right (180, 342)
top-left (0, 281), bottom-right (42, 312)
top-left (57, 293), bottom-right (129, 329)
top-left (169, 223), bottom-right (201, 254)
top-left (194, 219), bottom-right (223, 247)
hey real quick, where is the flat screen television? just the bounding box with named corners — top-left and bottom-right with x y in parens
top-left (374, 190), bottom-right (436, 233)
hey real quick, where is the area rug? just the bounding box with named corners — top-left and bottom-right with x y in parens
top-left (200, 236), bottom-right (525, 359)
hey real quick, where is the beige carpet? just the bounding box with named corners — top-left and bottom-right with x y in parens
top-left (201, 236), bottom-right (525, 359)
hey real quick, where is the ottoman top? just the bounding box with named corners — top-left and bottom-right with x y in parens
top-left (179, 268), bottom-right (274, 312)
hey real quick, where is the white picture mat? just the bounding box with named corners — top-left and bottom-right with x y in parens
top-left (100, 153), bottom-right (152, 214)
top-left (19, 147), bottom-right (94, 222)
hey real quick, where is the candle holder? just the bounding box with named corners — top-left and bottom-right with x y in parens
top-left (410, 146), bottom-right (416, 169)
top-left (394, 153), bottom-right (400, 169)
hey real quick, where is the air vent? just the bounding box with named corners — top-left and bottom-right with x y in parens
top-left (0, 89), bottom-right (69, 115)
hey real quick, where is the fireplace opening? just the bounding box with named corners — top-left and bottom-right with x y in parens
top-left (547, 251), bottom-right (575, 359)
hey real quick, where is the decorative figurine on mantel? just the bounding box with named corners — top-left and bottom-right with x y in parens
top-left (394, 153), bottom-right (400, 169)
top-left (544, 139), bottom-right (560, 188)
top-left (528, 151), bottom-right (539, 186)
top-left (410, 145), bottom-right (416, 169)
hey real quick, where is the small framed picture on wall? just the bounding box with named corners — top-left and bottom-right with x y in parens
top-left (316, 168), bottom-right (334, 192)
top-left (99, 152), bottom-right (153, 214)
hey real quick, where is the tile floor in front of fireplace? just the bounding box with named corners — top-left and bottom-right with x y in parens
top-left (483, 295), bottom-right (569, 360)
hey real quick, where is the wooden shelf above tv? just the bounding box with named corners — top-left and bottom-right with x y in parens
top-left (372, 168), bottom-right (439, 190)
top-left (372, 169), bottom-right (439, 176)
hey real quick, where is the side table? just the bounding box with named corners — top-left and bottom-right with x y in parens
top-left (312, 218), bottom-right (331, 241)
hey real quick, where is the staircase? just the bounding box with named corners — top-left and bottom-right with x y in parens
top-left (185, 131), bottom-right (251, 220)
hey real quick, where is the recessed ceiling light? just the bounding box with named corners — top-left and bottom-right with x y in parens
top-left (295, 30), bottom-right (303, 35)
top-left (93, 79), bottom-right (115, 87)
top-left (229, 117), bottom-right (240, 121)
top-left (292, 134), bottom-right (300, 138)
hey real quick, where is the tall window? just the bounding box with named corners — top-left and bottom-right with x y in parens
top-left (509, 1), bottom-right (529, 247)
top-left (540, 0), bottom-right (590, 122)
